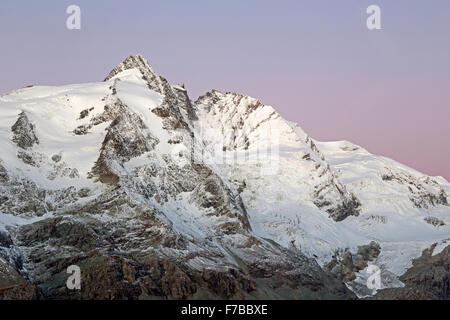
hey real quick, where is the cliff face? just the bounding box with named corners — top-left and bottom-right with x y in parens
top-left (0, 55), bottom-right (448, 300)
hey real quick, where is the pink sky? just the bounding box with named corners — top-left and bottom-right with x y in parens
top-left (0, 0), bottom-right (449, 180)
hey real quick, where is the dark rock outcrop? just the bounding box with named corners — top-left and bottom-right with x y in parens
top-left (90, 102), bottom-right (159, 184)
top-left (424, 217), bottom-right (445, 227)
top-left (382, 168), bottom-right (449, 209)
top-left (11, 112), bottom-right (39, 149)
top-left (0, 254), bottom-right (36, 300)
top-left (326, 242), bottom-right (381, 282)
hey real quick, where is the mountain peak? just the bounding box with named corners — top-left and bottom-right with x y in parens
top-left (104, 54), bottom-right (156, 81)
top-left (104, 54), bottom-right (176, 101)
top-left (195, 90), bottom-right (265, 114)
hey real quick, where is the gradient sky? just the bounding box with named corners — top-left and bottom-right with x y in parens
top-left (1, 0), bottom-right (449, 180)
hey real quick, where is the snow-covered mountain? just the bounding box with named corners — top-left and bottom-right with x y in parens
top-left (0, 54), bottom-right (449, 299)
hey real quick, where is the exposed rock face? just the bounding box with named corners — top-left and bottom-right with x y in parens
top-left (372, 244), bottom-right (450, 300)
top-left (90, 102), bottom-right (159, 184)
top-left (326, 242), bottom-right (381, 282)
top-left (0, 231), bottom-right (12, 248)
top-left (105, 55), bottom-right (169, 98)
top-left (194, 90), bottom-right (271, 151)
top-left (425, 217), bottom-right (445, 227)
top-left (105, 54), bottom-right (192, 132)
top-left (0, 163), bottom-right (9, 183)
top-left (312, 174), bottom-right (361, 222)
top-left (357, 241), bottom-right (381, 261)
top-left (189, 174), bottom-right (251, 233)
top-left (0, 261), bottom-right (36, 300)
top-left (0, 172), bottom-right (89, 217)
top-left (0, 216), bottom-right (354, 300)
top-left (11, 112), bottom-right (39, 149)
top-left (73, 94), bottom-right (127, 136)
top-left (195, 91), bottom-right (361, 222)
top-left (302, 137), bottom-right (361, 222)
top-left (0, 232), bottom-right (35, 300)
top-left (381, 168), bottom-right (449, 209)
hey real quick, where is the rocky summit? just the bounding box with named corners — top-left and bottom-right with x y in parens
top-left (0, 55), bottom-right (449, 300)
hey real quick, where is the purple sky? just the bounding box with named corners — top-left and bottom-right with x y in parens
top-left (1, 0), bottom-right (449, 180)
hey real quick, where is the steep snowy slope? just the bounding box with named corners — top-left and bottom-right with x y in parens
top-left (0, 54), bottom-right (449, 299)
top-left (193, 89), bottom-right (449, 296)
